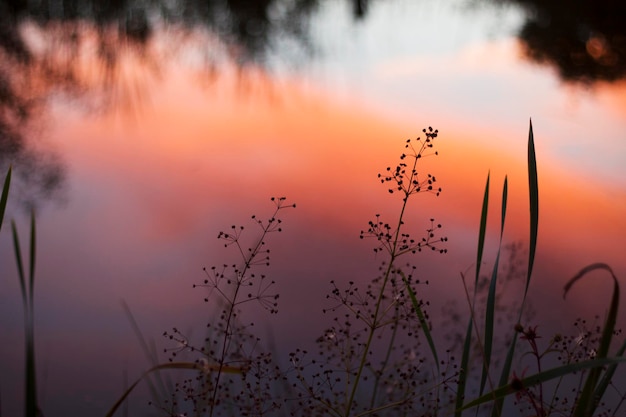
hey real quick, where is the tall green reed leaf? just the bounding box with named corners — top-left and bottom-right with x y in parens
top-left (455, 172), bottom-right (490, 417)
top-left (11, 210), bottom-right (38, 417)
top-left (29, 213), bottom-right (35, 305)
top-left (490, 119), bottom-right (538, 416)
top-left (480, 177), bottom-right (507, 400)
top-left (565, 263), bottom-right (620, 417)
top-left (476, 172), bottom-right (490, 287)
top-left (0, 167), bottom-right (10, 417)
top-left (452, 122), bottom-right (622, 417)
top-left (526, 119), bottom-right (539, 296)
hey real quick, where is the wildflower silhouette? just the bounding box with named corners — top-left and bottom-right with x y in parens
top-left (290, 127), bottom-right (449, 416)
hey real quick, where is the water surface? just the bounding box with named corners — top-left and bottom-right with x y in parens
top-left (0, 1), bottom-right (625, 415)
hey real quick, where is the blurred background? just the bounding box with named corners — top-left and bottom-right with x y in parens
top-left (0, 0), bottom-right (624, 415)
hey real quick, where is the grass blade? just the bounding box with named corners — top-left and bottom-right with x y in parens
top-left (594, 337), bottom-right (626, 413)
top-left (475, 172), bottom-right (490, 286)
top-left (12, 217), bottom-right (38, 417)
top-left (26, 211), bottom-right (37, 417)
top-left (461, 357), bottom-right (626, 412)
top-left (491, 120), bottom-right (539, 416)
top-left (564, 263), bottom-right (620, 417)
top-left (11, 221), bottom-right (27, 310)
top-left (105, 361), bottom-right (245, 417)
top-left (0, 166), bottom-right (11, 232)
top-left (401, 272), bottom-right (439, 372)
top-left (455, 173), bottom-right (490, 417)
top-left (499, 177), bottom-right (508, 235)
top-left (480, 177), bottom-right (508, 397)
top-left (29, 210), bottom-right (36, 304)
top-left (525, 119), bottom-right (539, 297)
top-left (0, 166), bottom-right (11, 417)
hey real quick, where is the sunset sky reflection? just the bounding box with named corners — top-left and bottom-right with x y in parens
top-left (0, 1), bottom-right (624, 416)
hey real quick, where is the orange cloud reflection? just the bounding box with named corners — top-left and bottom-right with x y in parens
top-left (54, 68), bottom-right (626, 319)
top-left (31, 66), bottom-right (625, 417)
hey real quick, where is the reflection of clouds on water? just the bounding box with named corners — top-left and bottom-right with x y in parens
top-left (0, 120), bottom-right (65, 211)
top-left (0, 0), bottom-right (329, 209)
top-left (1, 0), bottom-right (625, 209)
top-left (0, 1), bottom-right (624, 416)
top-left (0, 66), bottom-right (623, 416)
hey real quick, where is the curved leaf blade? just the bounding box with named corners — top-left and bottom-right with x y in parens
top-left (105, 361), bottom-right (245, 417)
top-left (462, 357), bottom-right (626, 412)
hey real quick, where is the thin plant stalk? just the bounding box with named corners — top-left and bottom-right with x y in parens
top-left (12, 209), bottom-right (38, 417)
top-left (369, 306), bottom-right (401, 410)
top-left (209, 199), bottom-right (292, 416)
top-left (344, 144), bottom-right (422, 416)
top-left (345, 222), bottom-right (403, 415)
top-left (347, 131), bottom-right (444, 415)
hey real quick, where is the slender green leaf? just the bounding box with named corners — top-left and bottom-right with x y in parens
top-left (594, 337), bottom-right (626, 412)
top-left (525, 119), bottom-right (539, 296)
top-left (26, 212), bottom-right (37, 417)
top-left (475, 172), bottom-right (490, 286)
top-left (12, 218), bottom-right (38, 417)
top-left (564, 263), bottom-right (620, 417)
top-left (492, 332), bottom-right (518, 417)
top-left (462, 357), bottom-right (626, 412)
top-left (455, 173), bottom-right (490, 417)
top-left (12, 221), bottom-right (26, 301)
top-left (0, 166), bottom-right (11, 231)
top-left (481, 177), bottom-right (508, 398)
top-left (401, 273), bottom-right (439, 372)
top-left (499, 177), bottom-right (508, 236)
top-left (492, 120), bottom-right (539, 416)
top-left (29, 210), bottom-right (36, 304)
top-left (105, 362), bottom-right (245, 417)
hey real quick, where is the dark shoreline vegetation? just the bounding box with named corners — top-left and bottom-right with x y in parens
top-left (2, 122), bottom-right (625, 417)
top-left (1, 0), bottom-right (625, 212)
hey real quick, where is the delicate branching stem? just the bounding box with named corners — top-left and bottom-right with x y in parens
top-left (209, 198), bottom-right (294, 416)
top-left (345, 145), bottom-right (419, 416)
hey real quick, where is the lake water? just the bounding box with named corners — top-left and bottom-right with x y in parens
top-left (0, 1), bottom-right (625, 416)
